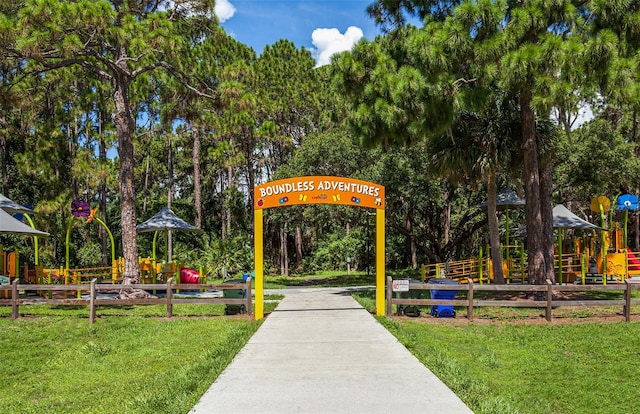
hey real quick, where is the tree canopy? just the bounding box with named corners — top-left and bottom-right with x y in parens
top-left (0, 0), bottom-right (639, 284)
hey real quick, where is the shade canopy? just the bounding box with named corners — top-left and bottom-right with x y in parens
top-left (0, 207), bottom-right (48, 236)
top-left (478, 188), bottom-right (525, 211)
top-left (552, 204), bottom-right (601, 230)
top-left (136, 207), bottom-right (202, 233)
top-left (0, 193), bottom-right (33, 214)
top-left (616, 194), bottom-right (639, 211)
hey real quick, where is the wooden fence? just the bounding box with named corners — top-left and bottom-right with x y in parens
top-left (386, 277), bottom-right (640, 322)
top-left (0, 278), bottom-right (252, 324)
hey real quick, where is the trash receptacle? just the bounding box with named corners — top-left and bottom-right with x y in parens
top-left (397, 278), bottom-right (426, 317)
top-left (223, 279), bottom-right (247, 315)
top-left (428, 278), bottom-right (459, 318)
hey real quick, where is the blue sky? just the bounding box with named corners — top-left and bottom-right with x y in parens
top-left (215, 0), bottom-right (381, 66)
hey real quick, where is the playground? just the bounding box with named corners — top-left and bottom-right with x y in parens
top-left (0, 197), bottom-right (213, 301)
top-left (3, 184), bottom-right (640, 321)
top-left (422, 194), bottom-right (640, 287)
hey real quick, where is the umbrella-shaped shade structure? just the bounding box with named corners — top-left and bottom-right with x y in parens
top-left (553, 204), bottom-right (601, 284)
top-left (615, 194), bottom-right (639, 249)
top-left (0, 207), bottom-right (48, 236)
top-left (136, 207), bottom-right (202, 261)
top-left (0, 193), bottom-right (45, 264)
top-left (552, 204), bottom-right (601, 230)
top-left (0, 193), bottom-right (33, 214)
top-left (478, 188), bottom-right (526, 211)
top-left (478, 188), bottom-right (526, 275)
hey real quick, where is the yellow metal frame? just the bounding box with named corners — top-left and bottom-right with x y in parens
top-left (253, 176), bottom-right (385, 320)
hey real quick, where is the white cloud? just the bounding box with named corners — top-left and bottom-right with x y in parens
top-left (215, 0), bottom-right (236, 23)
top-left (311, 26), bottom-right (363, 67)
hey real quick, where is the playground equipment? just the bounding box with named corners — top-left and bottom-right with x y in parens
top-left (35, 256), bottom-right (204, 299)
top-left (424, 198), bottom-right (640, 285)
top-left (179, 267), bottom-right (201, 284)
top-left (478, 188), bottom-right (526, 280)
top-left (0, 198), bottom-right (207, 301)
top-left (0, 200), bottom-right (49, 298)
top-left (0, 194), bottom-right (46, 264)
top-left (63, 201), bottom-right (118, 296)
top-left (136, 207), bottom-right (203, 262)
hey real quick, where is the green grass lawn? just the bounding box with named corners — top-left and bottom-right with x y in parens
top-left (379, 319), bottom-right (640, 414)
top-left (3, 273), bottom-right (639, 414)
top-left (262, 270), bottom-right (377, 289)
top-left (0, 303), bottom-right (277, 414)
top-left (352, 290), bottom-right (640, 414)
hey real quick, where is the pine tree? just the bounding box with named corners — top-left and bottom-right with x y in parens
top-left (0, 1), bottom-right (217, 288)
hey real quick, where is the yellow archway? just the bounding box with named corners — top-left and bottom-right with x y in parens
top-left (253, 176), bottom-right (385, 319)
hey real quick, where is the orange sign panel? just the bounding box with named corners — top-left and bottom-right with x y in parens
top-left (254, 176), bottom-right (385, 210)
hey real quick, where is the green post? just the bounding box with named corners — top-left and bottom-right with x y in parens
top-left (600, 204), bottom-right (607, 285)
top-left (520, 244), bottom-right (525, 283)
top-left (65, 218), bottom-right (74, 271)
top-left (478, 246), bottom-right (483, 284)
top-left (152, 231), bottom-right (159, 261)
top-left (558, 228), bottom-right (563, 285)
top-left (23, 214), bottom-right (39, 265)
top-left (505, 208), bottom-right (510, 280)
top-left (94, 217), bottom-right (116, 264)
top-left (624, 210), bottom-right (628, 250)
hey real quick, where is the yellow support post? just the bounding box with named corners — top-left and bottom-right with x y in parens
top-left (254, 209), bottom-right (264, 320)
top-left (74, 270), bottom-right (81, 299)
top-left (112, 259), bottom-right (118, 284)
top-left (376, 209), bottom-right (385, 316)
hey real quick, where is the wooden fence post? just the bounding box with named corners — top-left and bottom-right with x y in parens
top-left (166, 277), bottom-right (173, 318)
top-left (624, 280), bottom-right (631, 322)
top-left (246, 278), bottom-right (252, 316)
top-left (545, 279), bottom-right (553, 322)
top-left (11, 278), bottom-right (18, 320)
top-left (89, 279), bottom-right (97, 324)
top-left (467, 278), bottom-right (474, 321)
top-left (386, 276), bottom-right (393, 317)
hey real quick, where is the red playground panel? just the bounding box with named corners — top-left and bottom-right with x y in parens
top-left (180, 267), bottom-right (200, 284)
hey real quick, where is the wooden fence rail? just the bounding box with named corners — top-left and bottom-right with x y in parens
top-left (386, 277), bottom-right (640, 322)
top-left (0, 277), bottom-right (252, 324)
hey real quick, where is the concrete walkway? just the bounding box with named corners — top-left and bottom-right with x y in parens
top-left (190, 287), bottom-right (473, 414)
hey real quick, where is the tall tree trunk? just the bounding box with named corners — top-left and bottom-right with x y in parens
top-left (143, 154), bottom-right (150, 214)
top-left (113, 69), bottom-right (141, 285)
top-left (220, 171), bottom-right (226, 241)
top-left (540, 159), bottom-right (556, 284)
top-left (99, 125), bottom-right (108, 266)
top-left (487, 168), bottom-right (505, 284)
top-left (443, 186), bottom-right (451, 245)
top-left (280, 223), bottom-right (288, 276)
top-left (295, 225), bottom-right (303, 271)
top-left (632, 110), bottom-right (638, 157)
top-left (246, 151), bottom-right (255, 231)
top-left (520, 92), bottom-right (545, 285)
top-left (192, 126), bottom-right (202, 228)
top-left (223, 166), bottom-right (233, 240)
top-left (405, 212), bottom-right (417, 269)
top-left (0, 113), bottom-right (6, 192)
top-left (167, 135), bottom-right (174, 262)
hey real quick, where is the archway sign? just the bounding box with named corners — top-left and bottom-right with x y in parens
top-left (254, 176), bottom-right (385, 319)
